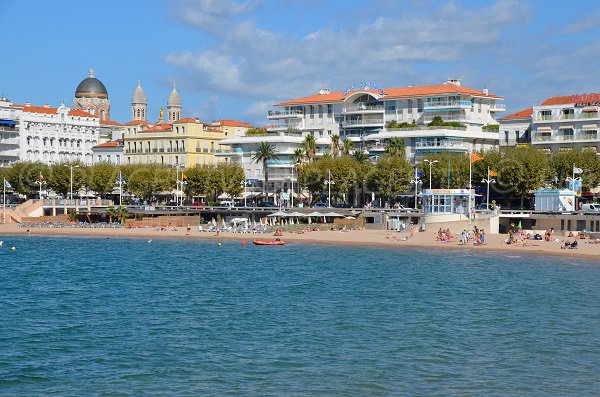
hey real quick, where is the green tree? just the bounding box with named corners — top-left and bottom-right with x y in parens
top-left (86, 162), bottom-right (119, 197)
top-left (366, 155), bottom-right (413, 201)
top-left (185, 165), bottom-right (213, 199)
top-left (303, 134), bottom-right (317, 162)
top-left (245, 127), bottom-right (268, 136)
top-left (549, 148), bottom-right (600, 191)
top-left (252, 141), bottom-right (279, 197)
top-left (342, 139), bottom-right (354, 156)
top-left (330, 134), bottom-right (341, 157)
top-left (5, 161), bottom-right (48, 198)
top-left (385, 137), bottom-right (405, 157)
top-left (498, 146), bottom-right (550, 207)
top-left (292, 148), bottom-right (306, 165)
top-left (122, 164), bottom-right (173, 201)
top-left (47, 161), bottom-right (86, 198)
top-left (211, 163), bottom-right (245, 200)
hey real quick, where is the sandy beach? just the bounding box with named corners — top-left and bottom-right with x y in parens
top-left (1, 223), bottom-right (598, 260)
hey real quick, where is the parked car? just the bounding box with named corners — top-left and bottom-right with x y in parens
top-left (312, 202), bottom-right (328, 208)
top-left (234, 201), bottom-right (255, 207)
top-left (475, 203), bottom-right (495, 211)
top-left (256, 201), bottom-right (276, 207)
top-left (165, 201), bottom-right (178, 207)
top-left (191, 201), bottom-right (207, 207)
top-left (581, 203), bottom-right (600, 212)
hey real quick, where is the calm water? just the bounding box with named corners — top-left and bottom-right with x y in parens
top-left (0, 236), bottom-right (599, 396)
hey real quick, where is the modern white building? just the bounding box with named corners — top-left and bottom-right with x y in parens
top-left (502, 94), bottom-right (600, 153)
top-left (498, 108), bottom-right (532, 147)
top-left (0, 98), bottom-right (100, 166)
top-left (92, 120), bottom-right (125, 164)
top-left (219, 80), bottom-right (504, 192)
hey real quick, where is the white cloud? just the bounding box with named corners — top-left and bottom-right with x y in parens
top-left (168, 0), bottom-right (254, 31)
top-left (245, 100), bottom-right (271, 116)
top-left (563, 9), bottom-right (600, 34)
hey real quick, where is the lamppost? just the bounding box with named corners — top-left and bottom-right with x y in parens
top-left (241, 179), bottom-right (249, 207)
top-left (174, 163), bottom-right (183, 206)
top-left (423, 159), bottom-right (438, 213)
top-left (325, 169), bottom-right (335, 208)
top-left (64, 164), bottom-right (80, 203)
top-left (481, 166), bottom-right (496, 210)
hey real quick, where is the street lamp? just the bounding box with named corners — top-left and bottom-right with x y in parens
top-left (64, 164), bottom-right (80, 202)
top-left (241, 179), bottom-right (249, 207)
top-left (423, 159), bottom-right (438, 213)
top-left (174, 163), bottom-right (183, 205)
top-left (481, 166), bottom-right (496, 210)
top-left (325, 169), bottom-right (335, 208)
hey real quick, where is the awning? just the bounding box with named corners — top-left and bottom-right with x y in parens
top-left (582, 124), bottom-right (598, 131)
top-left (558, 125), bottom-right (574, 130)
top-left (0, 119), bottom-right (16, 126)
top-left (537, 126), bottom-right (552, 132)
top-left (582, 106), bottom-right (599, 112)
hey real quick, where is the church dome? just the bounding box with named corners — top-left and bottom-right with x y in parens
top-left (132, 80), bottom-right (147, 104)
top-left (167, 84), bottom-right (182, 107)
top-left (75, 68), bottom-right (108, 99)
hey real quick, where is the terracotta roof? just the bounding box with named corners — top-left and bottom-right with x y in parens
top-left (499, 107), bottom-right (533, 120)
top-left (100, 120), bottom-right (122, 126)
top-left (276, 83), bottom-right (501, 106)
top-left (126, 120), bottom-right (150, 126)
top-left (141, 123), bottom-right (173, 133)
top-left (215, 119), bottom-right (253, 128)
top-left (174, 117), bottom-right (199, 123)
top-left (540, 93), bottom-right (600, 106)
top-left (93, 140), bottom-right (123, 148)
top-left (68, 109), bottom-right (97, 118)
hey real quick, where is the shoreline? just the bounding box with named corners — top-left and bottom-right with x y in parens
top-left (1, 223), bottom-right (598, 260)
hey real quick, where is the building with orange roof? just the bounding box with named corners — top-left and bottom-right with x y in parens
top-left (219, 79), bottom-right (504, 198)
top-left (123, 118), bottom-right (231, 168)
top-left (0, 96), bottom-right (100, 166)
top-left (499, 93), bottom-right (600, 153)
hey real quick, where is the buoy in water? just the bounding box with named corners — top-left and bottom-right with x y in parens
top-left (148, 239), bottom-right (152, 244)
top-left (241, 241), bottom-right (247, 246)
top-left (217, 242), bottom-right (222, 246)
top-left (0, 241), bottom-right (3, 246)
top-left (10, 246), bottom-right (16, 251)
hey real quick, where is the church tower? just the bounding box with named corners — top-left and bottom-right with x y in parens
top-left (167, 84), bottom-right (182, 122)
top-left (73, 68), bottom-right (110, 120)
top-left (131, 80), bottom-right (147, 121)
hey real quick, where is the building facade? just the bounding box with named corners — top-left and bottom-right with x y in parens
top-left (0, 97), bottom-right (21, 166)
top-left (123, 118), bottom-right (231, 168)
top-left (73, 68), bottom-right (110, 121)
top-left (220, 80), bottom-right (504, 192)
top-left (498, 108), bottom-right (532, 147)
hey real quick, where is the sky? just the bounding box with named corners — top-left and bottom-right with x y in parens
top-left (2, 0), bottom-right (600, 126)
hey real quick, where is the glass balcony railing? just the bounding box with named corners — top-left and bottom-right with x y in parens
top-left (534, 134), bottom-right (553, 142)
top-left (343, 104), bottom-right (384, 112)
top-left (424, 100), bottom-right (472, 109)
top-left (560, 114), bottom-right (575, 119)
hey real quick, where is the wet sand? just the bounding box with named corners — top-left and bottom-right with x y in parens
top-left (1, 223), bottom-right (598, 260)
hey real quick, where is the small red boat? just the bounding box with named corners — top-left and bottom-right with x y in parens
top-left (253, 239), bottom-right (286, 246)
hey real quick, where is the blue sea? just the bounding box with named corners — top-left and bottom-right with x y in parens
top-left (1, 236), bottom-right (599, 396)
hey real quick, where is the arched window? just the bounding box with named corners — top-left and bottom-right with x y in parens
top-left (137, 109), bottom-right (140, 118)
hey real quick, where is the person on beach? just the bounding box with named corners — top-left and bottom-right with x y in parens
top-left (409, 223), bottom-right (414, 239)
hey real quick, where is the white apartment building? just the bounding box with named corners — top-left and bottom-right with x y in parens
top-left (219, 80), bottom-right (504, 192)
top-left (527, 94), bottom-right (600, 153)
top-left (0, 98), bottom-right (100, 166)
top-left (498, 108), bottom-right (532, 147)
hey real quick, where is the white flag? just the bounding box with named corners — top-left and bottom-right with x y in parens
top-left (573, 166), bottom-right (583, 174)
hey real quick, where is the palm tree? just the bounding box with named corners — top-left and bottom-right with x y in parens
top-left (330, 134), bottom-right (340, 157)
top-left (385, 137), bottom-right (405, 157)
top-left (342, 139), bottom-right (354, 156)
top-left (292, 148), bottom-right (306, 165)
top-left (352, 150), bottom-right (370, 163)
top-left (252, 141), bottom-right (279, 198)
top-left (303, 134), bottom-right (317, 162)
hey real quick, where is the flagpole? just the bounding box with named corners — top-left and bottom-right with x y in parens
top-left (39, 173), bottom-right (42, 199)
top-left (119, 171), bottom-right (122, 207)
top-left (3, 177), bottom-right (6, 224)
top-left (572, 163), bottom-right (576, 211)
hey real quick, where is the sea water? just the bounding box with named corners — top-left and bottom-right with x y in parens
top-left (0, 236), bottom-right (599, 396)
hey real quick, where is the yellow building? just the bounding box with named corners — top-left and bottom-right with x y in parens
top-left (124, 118), bottom-right (243, 167)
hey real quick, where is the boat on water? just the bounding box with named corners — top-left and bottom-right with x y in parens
top-left (253, 239), bottom-right (286, 246)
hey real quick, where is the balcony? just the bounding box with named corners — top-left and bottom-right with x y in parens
top-left (0, 137), bottom-right (19, 145)
top-left (423, 100), bottom-right (472, 111)
top-left (265, 122), bottom-right (302, 132)
top-left (579, 132), bottom-right (598, 140)
top-left (534, 134), bottom-right (552, 142)
top-left (560, 114), bottom-right (575, 120)
top-left (582, 112), bottom-right (599, 119)
top-left (415, 140), bottom-right (470, 151)
top-left (342, 104), bottom-right (385, 113)
top-left (267, 109), bottom-right (304, 119)
top-left (342, 118), bottom-right (384, 127)
top-left (556, 134), bottom-right (575, 141)
top-left (489, 103), bottom-right (506, 112)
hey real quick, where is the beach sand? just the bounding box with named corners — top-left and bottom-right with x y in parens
top-left (1, 223), bottom-right (598, 260)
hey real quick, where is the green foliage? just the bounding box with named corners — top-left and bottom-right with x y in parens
top-left (303, 134), bottom-right (317, 162)
top-left (386, 120), bottom-right (416, 129)
top-left (482, 124), bottom-right (500, 132)
top-left (210, 163), bottom-right (245, 200)
top-left (366, 155), bottom-right (413, 199)
top-left (385, 137), bottom-right (405, 157)
top-left (86, 162), bottom-right (119, 197)
top-left (245, 127), bottom-right (269, 136)
top-left (342, 139), bottom-right (354, 156)
top-left (106, 206), bottom-right (128, 223)
top-left (5, 161), bottom-right (48, 198)
top-left (418, 152), bottom-right (471, 190)
top-left (549, 148), bottom-right (600, 190)
top-left (497, 146), bottom-right (550, 202)
top-left (120, 164), bottom-right (173, 200)
top-left (252, 141), bottom-right (279, 195)
top-left (330, 134), bottom-right (340, 157)
top-left (427, 116), bottom-right (465, 128)
top-left (47, 161), bottom-right (86, 198)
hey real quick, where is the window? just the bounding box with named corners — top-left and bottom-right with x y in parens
top-left (408, 100), bottom-right (413, 116)
top-left (318, 105), bottom-right (323, 118)
top-left (417, 99), bottom-right (423, 112)
top-left (310, 105), bottom-right (314, 118)
top-left (504, 130), bottom-right (509, 144)
top-left (327, 104), bottom-right (333, 115)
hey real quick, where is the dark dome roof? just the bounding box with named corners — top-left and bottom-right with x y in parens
top-left (75, 68), bottom-right (108, 99)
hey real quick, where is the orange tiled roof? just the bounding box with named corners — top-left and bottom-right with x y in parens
top-left (540, 93), bottom-right (600, 106)
top-left (93, 140), bottom-right (123, 148)
top-left (126, 120), bottom-right (150, 126)
top-left (174, 117), bottom-right (199, 123)
top-left (100, 120), bottom-right (122, 126)
top-left (214, 119), bottom-right (253, 128)
top-left (141, 123), bottom-right (173, 133)
top-left (276, 83), bottom-right (501, 106)
top-left (68, 109), bottom-right (97, 117)
top-left (499, 107), bottom-right (533, 120)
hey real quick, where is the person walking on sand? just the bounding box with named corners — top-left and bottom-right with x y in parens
top-left (409, 222), bottom-right (414, 239)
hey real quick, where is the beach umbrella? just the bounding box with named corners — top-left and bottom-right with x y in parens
top-left (267, 211), bottom-right (287, 217)
top-left (323, 211), bottom-right (343, 217)
top-left (517, 220), bottom-right (522, 230)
